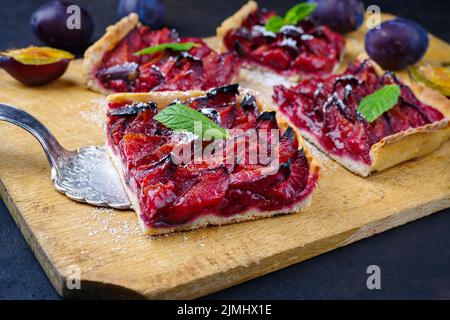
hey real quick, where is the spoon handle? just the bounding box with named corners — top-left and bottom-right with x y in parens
top-left (0, 103), bottom-right (70, 169)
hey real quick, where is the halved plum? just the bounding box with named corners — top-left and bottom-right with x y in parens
top-left (0, 46), bottom-right (74, 86)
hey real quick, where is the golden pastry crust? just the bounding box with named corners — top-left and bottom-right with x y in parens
top-left (216, 1), bottom-right (258, 52)
top-left (106, 89), bottom-right (320, 235)
top-left (83, 13), bottom-right (140, 95)
top-left (107, 90), bottom-right (205, 106)
top-left (369, 119), bottom-right (449, 175)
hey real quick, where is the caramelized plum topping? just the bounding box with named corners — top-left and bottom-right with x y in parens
top-left (274, 61), bottom-right (445, 164)
top-left (229, 161), bottom-right (291, 191)
top-left (163, 166), bottom-right (231, 225)
top-left (96, 26), bottom-right (239, 92)
top-left (240, 93), bottom-right (258, 111)
top-left (255, 112), bottom-right (278, 132)
top-left (107, 86), bottom-right (317, 228)
top-left (108, 102), bottom-right (157, 116)
top-left (98, 62), bottom-right (139, 83)
top-left (223, 8), bottom-right (345, 77)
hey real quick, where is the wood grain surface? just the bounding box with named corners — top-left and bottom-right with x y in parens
top-left (0, 14), bottom-right (449, 299)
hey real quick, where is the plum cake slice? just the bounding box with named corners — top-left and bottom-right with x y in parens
top-left (217, 1), bottom-right (345, 80)
top-left (273, 60), bottom-right (450, 177)
top-left (84, 13), bottom-right (239, 94)
top-left (105, 84), bottom-right (319, 235)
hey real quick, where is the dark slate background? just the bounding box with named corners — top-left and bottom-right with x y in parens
top-left (0, 0), bottom-right (449, 300)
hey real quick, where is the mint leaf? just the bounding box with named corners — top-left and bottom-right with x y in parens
top-left (358, 84), bottom-right (401, 122)
top-left (153, 104), bottom-right (229, 140)
top-left (134, 42), bottom-right (199, 56)
top-left (284, 3), bottom-right (317, 25)
top-left (265, 2), bottom-right (317, 33)
top-left (265, 16), bottom-right (285, 33)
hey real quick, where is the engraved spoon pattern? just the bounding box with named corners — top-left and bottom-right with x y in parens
top-left (0, 103), bottom-right (130, 209)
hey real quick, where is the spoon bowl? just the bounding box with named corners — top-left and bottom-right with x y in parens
top-left (0, 103), bottom-right (130, 209)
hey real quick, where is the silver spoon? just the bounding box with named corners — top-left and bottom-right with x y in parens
top-left (0, 103), bottom-right (130, 209)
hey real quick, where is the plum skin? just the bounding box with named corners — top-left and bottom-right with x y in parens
top-left (365, 18), bottom-right (429, 70)
top-left (0, 55), bottom-right (71, 86)
top-left (308, 0), bottom-right (365, 34)
top-left (31, 1), bottom-right (94, 50)
top-left (118, 0), bottom-right (166, 28)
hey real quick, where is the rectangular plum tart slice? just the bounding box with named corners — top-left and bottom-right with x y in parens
top-left (105, 84), bottom-right (319, 235)
top-left (216, 1), bottom-right (345, 79)
top-left (273, 60), bottom-right (450, 176)
top-left (83, 13), bottom-right (239, 95)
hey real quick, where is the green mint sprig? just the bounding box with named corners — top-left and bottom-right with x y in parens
top-left (134, 42), bottom-right (200, 56)
top-left (357, 84), bottom-right (401, 123)
top-left (153, 104), bottom-right (230, 140)
top-left (265, 3), bottom-right (317, 33)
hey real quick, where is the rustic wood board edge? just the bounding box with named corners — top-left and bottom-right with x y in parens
top-left (2, 175), bottom-right (448, 299)
top-left (155, 198), bottom-right (450, 300)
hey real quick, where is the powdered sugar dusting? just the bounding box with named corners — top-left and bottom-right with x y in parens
top-left (238, 68), bottom-right (296, 110)
top-left (240, 68), bottom-right (294, 89)
top-left (86, 207), bottom-right (144, 249)
top-left (79, 99), bottom-right (106, 128)
top-left (304, 140), bottom-right (338, 174)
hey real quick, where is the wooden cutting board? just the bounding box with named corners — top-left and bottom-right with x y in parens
top-left (0, 14), bottom-right (449, 299)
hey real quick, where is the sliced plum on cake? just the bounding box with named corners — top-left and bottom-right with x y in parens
top-left (84, 13), bottom-right (239, 94)
top-left (217, 1), bottom-right (345, 78)
top-left (273, 60), bottom-right (450, 176)
top-left (105, 84), bottom-right (319, 234)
